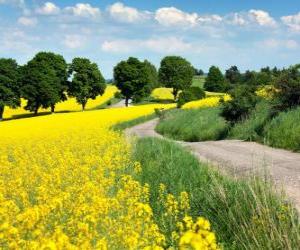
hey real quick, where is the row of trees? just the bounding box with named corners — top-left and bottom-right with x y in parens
top-left (0, 52), bottom-right (106, 119)
top-left (114, 56), bottom-right (195, 105)
top-left (204, 65), bottom-right (284, 92)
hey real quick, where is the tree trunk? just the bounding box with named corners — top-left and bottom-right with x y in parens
top-left (0, 105), bottom-right (4, 121)
top-left (82, 101), bottom-right (87, 111)
top-left (173, 89), bottom-right (178, 101)
top-left (51, 105), bottom-right (55, 113)
top-left (34, 106), bottom-right (39, 115)
top-left (125, 98), bottom-right (129, 107)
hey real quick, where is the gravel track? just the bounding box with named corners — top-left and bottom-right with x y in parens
top-left (126, 118), bottom-right (300, 211)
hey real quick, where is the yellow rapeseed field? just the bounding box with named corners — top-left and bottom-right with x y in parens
top-left (3, 85), bottom-right (119, 120)
top-left (151, 88), bottom-right (174, 101)
top-left (151, 88), bottom-right (226, 102)
top-left (0, 104), bottom-right (219, 249)
top-left (182, 95), bottom-right (231, 109)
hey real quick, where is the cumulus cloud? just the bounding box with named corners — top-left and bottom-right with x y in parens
top-left (102, 37), bottom-right (191, 53)
top-left (36, 2), bottom-right (60, 15)
top-left (281, 12), bottom-right (300, 32)
top-left (63, 34), bottom-right (86, 49)
top-left (107, 2), bottom-right (149, 23)
top-left (18, 16), bottom-right (37, 27)
top-left (65, 3), bottom-right (100, 18)
top-left (226, 13), bottom-right (247, 26)
top-left (248, 9), bottom-right (276, 27)
top-left (155, 7), bottom-right (198, 27)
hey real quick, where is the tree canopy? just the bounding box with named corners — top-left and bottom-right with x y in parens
top-left (20, 52), bottom-right (68, 114)
top-left (158, 56), bottom-right (194, 100)
top-left (274, 64), bottom-right (300, 110)
top-left (68, 58), bottom-right (106, 110)
top-left (0, 58), bottom-right (20, 120)
top-left (114, 57), bottom-right (153, 106)
top-left (225, 66), bottom-right (241, 85)
top-left (204, 66), bottom-right (227, 92)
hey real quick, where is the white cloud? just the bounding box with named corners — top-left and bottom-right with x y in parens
top-left (65, 3), bottom-right (100, 18)
top-left (248, 9), bottom-right (276, 27)
top-left (36, 2), bottom-right (60, 15)
top-left (108, 2), bottom-right (149, 23)
top-left (18, 16), bottom-right (37, 27)
top-left (260, 39), bottom-right (298, 49)
top-left (63, 35), bottom-right (86, 49)
top-left (227, 13), bottom-right (247, 26)
top-left (102, 37), bottom-right (191, 53)
top-left (198, 14), bottom-right (222, 24)
top-left (281, 12), bottom-right (300, 32)
top-left (155, 7), bottom-right (198, 27)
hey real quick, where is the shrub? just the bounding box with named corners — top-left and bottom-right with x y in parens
top-left (264, 107), bottom-right (300, 151)
top-left (229, 101), bottom-right (272, 141)
top-left (221, 85), bottom-right (259, 123)
top-left (155, 107), bottom-right (228, 142)
top-left (273, 64), bottom-right (300, 111)
top-left (177, 86), bottom-right (205, 108)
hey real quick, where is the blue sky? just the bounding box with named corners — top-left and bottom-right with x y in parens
top-left (0, 1), bottom-right (299, 78)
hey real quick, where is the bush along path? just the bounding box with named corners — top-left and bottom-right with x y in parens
top-left (125, 118), bottom-right (300, 212)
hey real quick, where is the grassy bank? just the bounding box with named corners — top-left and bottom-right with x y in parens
top-left (133, 137), bottom-right (300, 249)
top-left (229, 101), bottom-right (272, 141)
top-left (155, 107), bottom-right (228, 141)
top-left (264, 107), bottom-right (300, 151)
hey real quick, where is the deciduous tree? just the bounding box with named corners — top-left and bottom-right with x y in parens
top-left (204, 66), bottom-right (227, 92)
top-left (68, 58), bottom-right (106, 110)
top-left (20, 52), bottom-right (68, 114)
top-left (0, 58), bottom-right (20, 120)
top-left (158, 56), bottom-right (194, 100)
top-left (114, 57), bottom-right (152, 106)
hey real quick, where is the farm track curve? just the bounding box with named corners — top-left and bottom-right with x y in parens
top-left (125, 118), bottom-right (300, 212)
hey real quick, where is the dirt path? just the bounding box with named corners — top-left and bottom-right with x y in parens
top-left (126, 118), bottom-right (300, 211)
top-left (108, 99), bottom-right (131, 108)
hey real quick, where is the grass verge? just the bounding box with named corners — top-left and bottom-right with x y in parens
top-left (264, 107), bottom-right (300, 151)
top-left (155, 107), bottom-right (228, 142)
top-left (229, 101), bottom-right (272, 141)
top-left (112, 113), bottom-right (157, 131)
top-left (133, 137), bottom-right (300, 249)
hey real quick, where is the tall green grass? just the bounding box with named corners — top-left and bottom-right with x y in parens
top-left (133, 137), bottom-right (300, 249)
top-left (229, 101), bottom-right (272, 141)
top-left (264, 107), bottom-right (300, 151)
top-left (155, 108), bottom-right (228, 142)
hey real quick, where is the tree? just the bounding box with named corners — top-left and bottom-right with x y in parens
top-left (68, 58), bottom-right (106, 110)
top-left (274, 64), bottom-right (300, 111)
top-left (241, 70), bottom-right (257, 86)
top-left (225, 66), bottom-right (241, 85)
top-left (158, 56), bottom-right (194, 100)
top-left (198, 69), bottom-right (204, 76)
top-left (114, 57), bottom-right (152, 106)
top-left (144, 60), bottom-right (159, 89)
top-left (204, 66), bottom-right (228, 92)
top-left (0, 58), bottom-right (20, 120)
top-left (20, 52), bottom-right (68, 114)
